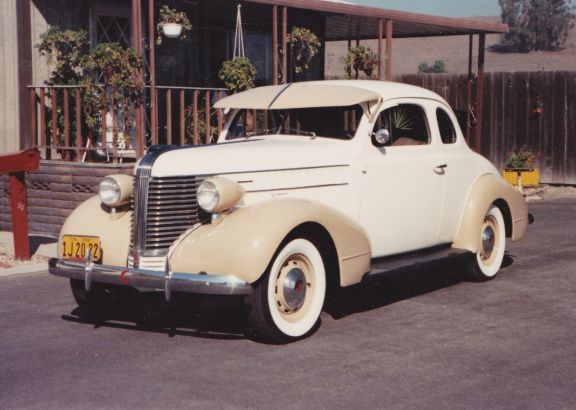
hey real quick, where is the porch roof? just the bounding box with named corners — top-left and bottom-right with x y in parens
top-left (244, 0), bottom-right (508, 40)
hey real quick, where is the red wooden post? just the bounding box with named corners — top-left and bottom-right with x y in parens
top-left (0, 149), bottom-right (40, 261)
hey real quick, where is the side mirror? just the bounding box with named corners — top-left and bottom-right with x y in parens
top-left (371, 128), bottom-right (391, 147)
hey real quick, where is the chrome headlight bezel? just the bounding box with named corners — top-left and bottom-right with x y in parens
top-left (197, 180), bottom-right (220, 213)
top-left (99, 175), bottom-right (133, 207)
top-left (197, 177), bottom-right (244, 214)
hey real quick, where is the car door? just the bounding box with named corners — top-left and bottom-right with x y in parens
top-left (360, 101), bottom-right (446, 258)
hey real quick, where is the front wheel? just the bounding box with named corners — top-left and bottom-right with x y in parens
top-left (468, 205), bottom-right (506, 281)
top-left (248, 238), bottom-right (326, 343)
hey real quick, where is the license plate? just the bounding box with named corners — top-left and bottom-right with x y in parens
top-left (61, 236), bottom-right (102, 261)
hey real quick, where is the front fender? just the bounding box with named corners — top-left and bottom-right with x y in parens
top-left (169, 199), bottom-right (371, 286)
top-left (453, 173), bottom-right (528, 253)
top-left (59, 196), bottom-right (132, 266)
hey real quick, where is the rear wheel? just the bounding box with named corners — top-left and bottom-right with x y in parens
top-left (468, 206), bottom-right (506, 281)
top-left (248, 238), bottom-right (326, 343)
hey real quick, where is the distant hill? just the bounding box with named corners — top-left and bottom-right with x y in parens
top-left (325, 17), bottom-right (576, 77)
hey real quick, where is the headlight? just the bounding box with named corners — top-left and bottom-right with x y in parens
top-left (197, 180), bottom-right (220, 213)
top-left (99, 174), bottom-right (133, 207)
top-left (197, 177), bottom-right (244, 214)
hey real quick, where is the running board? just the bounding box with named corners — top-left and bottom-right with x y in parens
top-left (363, 245), bottom-right (473, 282)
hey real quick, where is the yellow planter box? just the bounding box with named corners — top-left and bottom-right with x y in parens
top-left (502, 169), bottom-right (540, 187)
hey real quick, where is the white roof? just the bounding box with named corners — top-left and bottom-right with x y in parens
top-left (213, 80), bottom-right (443, 110)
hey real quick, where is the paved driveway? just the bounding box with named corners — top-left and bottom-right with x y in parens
top-left (1, 199), bottom-right (575, 409)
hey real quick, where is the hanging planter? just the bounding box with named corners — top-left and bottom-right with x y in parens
top-left (156, 5), bottom-right (192, 45)
top-left (161, 23), bottom-right (183, 38)
top-left (288, 27), bottom-right (321, 74)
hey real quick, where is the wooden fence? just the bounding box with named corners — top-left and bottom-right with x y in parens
top-left (397, 71), bottom-right (576, 185)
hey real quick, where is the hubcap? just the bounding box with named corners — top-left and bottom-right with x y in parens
top-left (481, 224), bottom-right (496, 259)
top-left (283, 267), bottom-right (307, 310)
top-left (275, 257), bottom-right (312, 315)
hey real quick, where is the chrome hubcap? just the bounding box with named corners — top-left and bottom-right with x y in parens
top-left (282, 266), bottom-right (307, 310)
top-left (481, 225), bottom-right (496, 259)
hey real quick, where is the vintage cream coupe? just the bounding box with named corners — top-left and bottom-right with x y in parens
top-left (49, 80), bottom-right (530, 342)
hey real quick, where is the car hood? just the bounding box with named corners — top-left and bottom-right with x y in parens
top-left (150, 136), bottom-right (354, 177)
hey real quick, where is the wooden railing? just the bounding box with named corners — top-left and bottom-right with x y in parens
top-left (28, 84), bottom-right (228, 163)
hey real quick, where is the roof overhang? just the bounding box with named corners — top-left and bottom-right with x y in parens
top-left (214, 83), bottom-right (382, 109)
top-left (244, 0), bottom-right (508, 40)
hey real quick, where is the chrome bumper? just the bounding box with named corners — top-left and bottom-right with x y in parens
top-left (48, 258), bottom-right (253, 300)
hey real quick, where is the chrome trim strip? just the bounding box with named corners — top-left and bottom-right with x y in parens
top-left (49, 258), bottom-right (253, 297)
top-left (215, 164), bottom-right (351, 176)
top-left (246, 182), bottom-right (349, 193)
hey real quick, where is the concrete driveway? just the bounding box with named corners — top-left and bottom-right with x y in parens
top-left (1, 198), bottom-right (575, 409)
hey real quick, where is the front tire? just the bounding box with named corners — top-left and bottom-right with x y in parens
top-left (248, 238), bottom-right (326, 343)
top-left (468, 205), bottom-right (506, 281)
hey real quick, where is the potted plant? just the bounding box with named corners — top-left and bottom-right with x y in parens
top-left (342, 45), bottom-right (379, 79)
top-left (288, 26), bottom-right (321, 74)
top-left (502, 146), bottom-right (540, 188)
top-left (218, 57), bottom-right (257, 93)
top-left (156, 5), bottom-right (192, 45)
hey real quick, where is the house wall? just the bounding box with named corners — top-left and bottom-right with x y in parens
top-left (0, 1), bottom-right (20, 154)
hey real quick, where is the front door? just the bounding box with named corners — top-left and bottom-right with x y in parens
top-left (360, 102), bottom-right (446, 257)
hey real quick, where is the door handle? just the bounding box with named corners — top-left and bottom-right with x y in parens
top-left (434, 164), bottom-right (448, 173)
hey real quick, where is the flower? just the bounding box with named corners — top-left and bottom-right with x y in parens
top-left (504, 146), bottom-right (537, 170)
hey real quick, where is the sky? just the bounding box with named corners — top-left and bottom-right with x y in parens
top-left (336, 0), bottom-right (501, 18)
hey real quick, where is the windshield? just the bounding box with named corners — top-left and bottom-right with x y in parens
top-left (225, 105), bottom-right (364, 140)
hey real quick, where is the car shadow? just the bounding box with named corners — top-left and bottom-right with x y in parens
top-left (60, 254), bottom-right (516, 340)
top-left (325, 254), bottom-right (516, 320)
top-left (61, 293), bottom-right (249, 341)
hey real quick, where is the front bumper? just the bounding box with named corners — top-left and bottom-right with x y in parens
top-left (48, 258), bottom-right (253, 300)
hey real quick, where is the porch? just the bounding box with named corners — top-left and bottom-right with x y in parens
top-left (17, 0), bottom-right (507, 163)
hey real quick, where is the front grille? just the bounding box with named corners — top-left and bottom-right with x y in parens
top-left (132, 175), bottom-right (209, 255)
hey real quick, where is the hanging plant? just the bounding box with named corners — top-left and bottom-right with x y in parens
top-left (288, 27), bottom-right (321, 74)
top-left (342, 45), bottom-right (379, 79)
top-left (156, 5), bottom-right (192, 45)
top-left (218, 57), bottom-right (257, 93)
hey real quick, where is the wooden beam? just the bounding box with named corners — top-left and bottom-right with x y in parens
top-left (148, 0), bottom-right (157, 145)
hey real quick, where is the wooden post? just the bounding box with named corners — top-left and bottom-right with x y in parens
top-left (273, 6), bottom-right (278, 85)
top-left (0, 149), bottom-right (40, 261)
top-left (132, 0), bottom-right (144, 156)
top-left (475, 33), bottom-right (486, 153)
top-left (282, 6), bottom-right (288, 84)
top-left (148, 0), bottom-right (157, 145)
top-left (17, 0), bottom-right (33, 150)
top-left (385, 19), bottom-right (393, 81)
top-left (466, 34), bottom-right (473, 143)
top-left (378, 19), bottom-right (383, 80)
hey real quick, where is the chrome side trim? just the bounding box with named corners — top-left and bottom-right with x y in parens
top-left (49, 258), bottom-right (253, 297)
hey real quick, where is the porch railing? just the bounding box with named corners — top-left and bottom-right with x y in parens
top-left (28, 84), bottom-right (228, 163)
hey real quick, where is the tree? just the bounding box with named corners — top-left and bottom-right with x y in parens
top-left (417, 60), bottom-right (446, 74)
top-left (498, 0), bottom-right (574, 52)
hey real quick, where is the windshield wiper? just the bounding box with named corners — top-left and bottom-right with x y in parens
top-left (281, 127), bottom-right (317, 138)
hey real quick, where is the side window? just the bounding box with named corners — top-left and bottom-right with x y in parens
top-left (436, 108), bottom-right (457, 144)
top-left (373, 104), bottom-right (430, 146)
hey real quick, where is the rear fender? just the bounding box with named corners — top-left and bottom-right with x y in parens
top-left (453, 173), bottom-right (528, 252)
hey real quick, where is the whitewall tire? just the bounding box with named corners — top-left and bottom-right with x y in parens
top-left (468, 205), bottom-right (506, 281)
top-left (248, 238), bottom-right (326, 343)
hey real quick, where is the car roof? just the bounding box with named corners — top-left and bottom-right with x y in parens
top-left (213, 80), bottom-right (445, 110)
